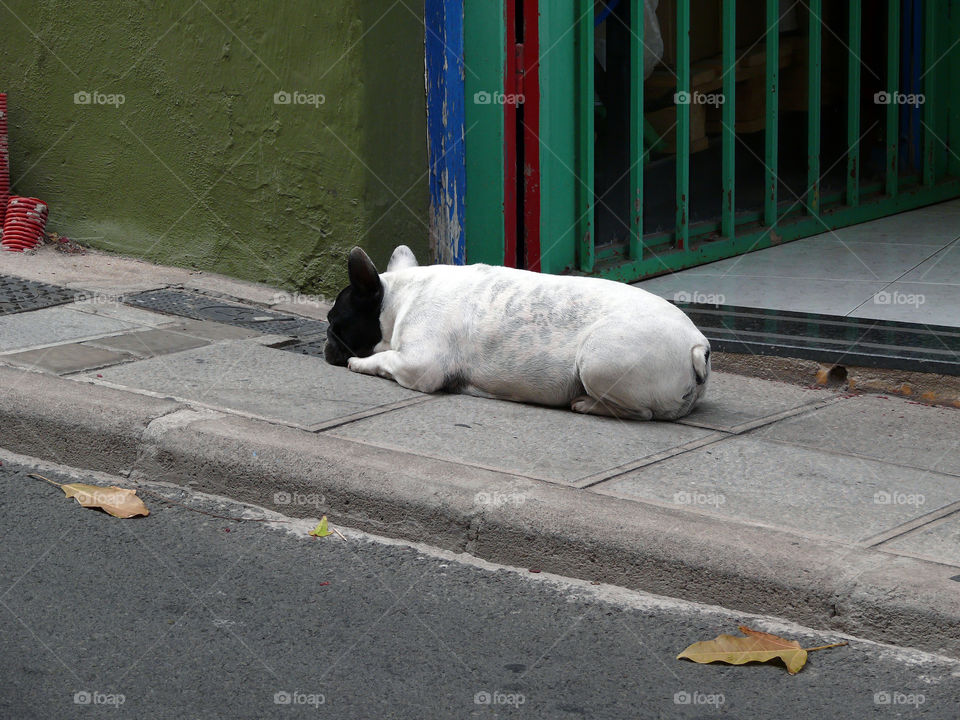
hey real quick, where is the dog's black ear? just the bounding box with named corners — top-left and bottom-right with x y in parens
top-left (348, 247), bottom-right (381, 298)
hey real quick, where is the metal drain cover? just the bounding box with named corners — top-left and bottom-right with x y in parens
top-left (124, 288), bottom-right (328, 336)
top-left (0, 274), bottom-right (79, 315)
top-left (274, 337), bottom-right (327, 358)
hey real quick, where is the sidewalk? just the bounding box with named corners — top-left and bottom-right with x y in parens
top-left (1, 248), bottom-right (959, 658)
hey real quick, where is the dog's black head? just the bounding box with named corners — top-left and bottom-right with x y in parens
top-left (324, 247), bottom-right (383, 366)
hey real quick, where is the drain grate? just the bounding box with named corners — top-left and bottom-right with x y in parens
top-left (274, 337), bottom-right (327, 358)
top-left (0, 274), bottom-right (79, 315)
top-left (679, 303), bottom-right (960, 376)
top-left (124, 288), bottom-right (328, 337)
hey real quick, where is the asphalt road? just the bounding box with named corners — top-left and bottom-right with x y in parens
top-left (1, 453), bottom-right (957, 720)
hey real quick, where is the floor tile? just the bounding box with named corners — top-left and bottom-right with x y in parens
top-left (846, 281), bottom-right (960, 326)
top-left (637, 273), bottom-right (886, 316)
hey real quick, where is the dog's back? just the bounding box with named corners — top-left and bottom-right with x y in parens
top-left (380, 264), bottom-right (710, 419)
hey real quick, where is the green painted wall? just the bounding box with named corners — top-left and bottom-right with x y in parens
top-left (0, 1), bottom-right (427, 296)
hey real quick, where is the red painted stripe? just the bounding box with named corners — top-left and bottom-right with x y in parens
top-left (521, 0), bottom-right (541, 271)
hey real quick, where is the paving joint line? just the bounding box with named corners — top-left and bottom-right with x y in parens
top-left (861, 502), bottom-right (960, 549)
top-left (756, 434), bottom-right (960, 480)
top-left (579, 395), bottom-right (848, 491)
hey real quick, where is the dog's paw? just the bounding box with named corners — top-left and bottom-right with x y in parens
top-left (347, 357), bottom-right (362, 372)
top-left (570, 396), bottom-right (595, 414)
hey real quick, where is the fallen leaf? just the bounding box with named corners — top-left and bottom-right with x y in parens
top-left (30, 473), bottom-right (149, 518)
top-left (677, 625), bottom-right (846, 674)
top-left (61, 483), bottom-right (149, 518)
top-left (309, 516), bottom-right (333, 537)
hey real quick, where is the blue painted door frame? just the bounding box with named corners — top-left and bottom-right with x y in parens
top-left (425, 0), bottom-right (467, 264)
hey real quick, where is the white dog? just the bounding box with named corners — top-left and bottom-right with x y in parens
top-left (324, 246), bottom-right (710, 420)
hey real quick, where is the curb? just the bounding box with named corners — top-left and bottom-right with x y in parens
top-left (1, 366), bottom-right (958, 658)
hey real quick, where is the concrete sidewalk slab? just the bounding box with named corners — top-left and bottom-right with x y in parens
top-left (68, 298), bottom-right (189, 327)
top-left (881, 515), bottom-right (960, 566)
top-left (591, 435), bottom-right (960, 544)
top-left (85, 328), bottom-right (211, 358)
top-left (755, 394), bottom-right (960, 476)
top-left (88, 340), bottom-right (424, 428)
top-left (157, 317), bottom-right (261, 341)
top-left (677, 372), bottom-right (833, 431)
top-left (0, 344), bottom-right (137, 374)
top-left (326, 394), bottom-right (715, 484)
top-left (0, 304), bottom-right (153, 352)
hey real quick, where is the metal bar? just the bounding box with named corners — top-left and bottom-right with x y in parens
top-left (675, 0), bottom-right (690, 249)
top-left (629, 0), bottom-right (644, 259)
top-left (578, 0), bottom-right (595, 271)
top-left (763, 0), bottom-right (778, 226)
top-left (807, 0), bottom-right (821, 215)
top-left (721, 0), bottom-right (736, 238)
top-left (886, 0), bottom-right (900, 197)
top-left (923, 0), bottom-right (936, 185)
top-left (847, 0), bottom-right (861, 207)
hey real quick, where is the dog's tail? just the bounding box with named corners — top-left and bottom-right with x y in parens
top-left (692, 343), bottom-right (711, 386)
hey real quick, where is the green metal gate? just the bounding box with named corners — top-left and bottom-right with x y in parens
top-left (461, 0), bottom-right (960, 281)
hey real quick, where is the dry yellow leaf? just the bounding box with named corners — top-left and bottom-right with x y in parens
top-left (30, 474), bottom-right (149, 518)
top-left (61, 483), bottom-right (150, 518)
top-left (677, 625), bottom-right (845, 674)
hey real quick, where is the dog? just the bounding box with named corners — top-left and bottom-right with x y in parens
top-left (324, 246), bottom-right (710, 420)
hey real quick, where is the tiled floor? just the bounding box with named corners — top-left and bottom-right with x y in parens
top-left (636, 199), bottom-right (960, 327)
